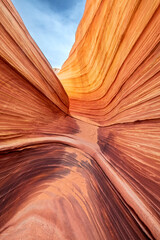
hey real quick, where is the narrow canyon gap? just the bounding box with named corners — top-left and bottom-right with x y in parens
top-left (0, 0), bottom-right (160, 239)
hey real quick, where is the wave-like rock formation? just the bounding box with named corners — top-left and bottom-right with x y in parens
top-left (0, 0), bottom-right (160, 239)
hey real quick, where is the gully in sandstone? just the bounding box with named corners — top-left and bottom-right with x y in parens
top-left (0, 0), bottom-right (160, 239)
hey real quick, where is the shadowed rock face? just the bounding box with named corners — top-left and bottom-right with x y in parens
top-left (0, 0), bottom-right (160, 239)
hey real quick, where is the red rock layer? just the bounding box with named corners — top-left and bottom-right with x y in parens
top-left (58, 0), bottom-right (160, 126)
top-left (0, 143), bottom-right (153, 240)
top-left (0, 0), bottom-right (69, 149)
top-left (0, 0), bottom-right (160, 240)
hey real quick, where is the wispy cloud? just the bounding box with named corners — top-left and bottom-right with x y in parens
top-left (12, 0), bottom-right (86, 68)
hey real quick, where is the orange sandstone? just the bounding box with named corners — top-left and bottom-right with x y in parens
top-left (0, 0), bottom-right (160, 239)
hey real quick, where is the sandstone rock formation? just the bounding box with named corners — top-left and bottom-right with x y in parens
top-left (53, 68), bottom-right (60, 75)
top-left (0, 0), bottom-right (160, 239)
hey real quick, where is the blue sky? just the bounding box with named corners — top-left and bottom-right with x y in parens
top-left (12, 0), bottom-right (86, 68)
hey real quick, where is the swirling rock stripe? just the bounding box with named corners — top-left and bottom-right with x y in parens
top-left (0, 0), bottom-right (160, 239)
top-left (58, 0), bottom-right (160, 126)
top-left (0, 143), bottom-right (152, 239)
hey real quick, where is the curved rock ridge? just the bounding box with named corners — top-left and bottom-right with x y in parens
top-left (58, 0), bottom-right (160, 126)
top-left (0, 0), bottom-right (160, 240)
top-left (0, 0), bottom-right (70, 147)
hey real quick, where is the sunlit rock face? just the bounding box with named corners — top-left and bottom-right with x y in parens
top-left (58, 0), bottom-right (160, 126)
top-left (0, 0), bottom-right (160, 240)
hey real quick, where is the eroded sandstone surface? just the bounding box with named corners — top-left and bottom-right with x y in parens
top-left (0, 0), bottom-right (160, 239)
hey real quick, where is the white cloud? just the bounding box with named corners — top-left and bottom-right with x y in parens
top-left (12, 0), bottom-right (86, 68)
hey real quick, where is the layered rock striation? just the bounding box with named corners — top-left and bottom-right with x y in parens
top-left (58, 0), bottom-right (160, 126)
top-left (0, 0), bottom-right (160, 239)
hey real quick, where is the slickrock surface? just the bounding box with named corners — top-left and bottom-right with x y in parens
top-left (58, 0), bottom-right (160, 126)
top-left (0, 0), bottom-right (160, 239)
